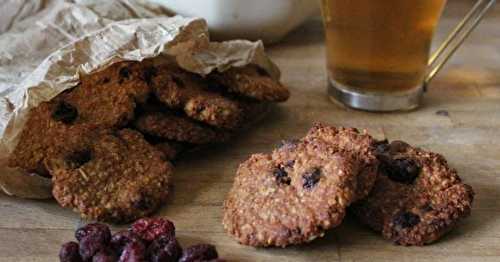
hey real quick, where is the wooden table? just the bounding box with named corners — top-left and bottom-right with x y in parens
top-left (1, 1), bottom-right (499, 261)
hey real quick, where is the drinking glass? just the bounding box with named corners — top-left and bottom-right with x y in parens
top-left (321, 0), bottom-right (496, 111)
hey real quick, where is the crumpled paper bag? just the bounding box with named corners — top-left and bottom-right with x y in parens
top-left (0, 0), bottom-right (280, 199)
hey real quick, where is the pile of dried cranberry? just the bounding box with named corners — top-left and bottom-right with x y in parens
top-left (59, 217), bottom-right (224, 262)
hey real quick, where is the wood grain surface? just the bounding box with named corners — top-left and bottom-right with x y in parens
top-left (1, 1), bottom-right (499, 261)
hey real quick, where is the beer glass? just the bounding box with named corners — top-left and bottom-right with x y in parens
top-left (321, 0), bottom-right (496, 111)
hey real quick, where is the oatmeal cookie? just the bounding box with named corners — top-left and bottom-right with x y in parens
top-left (223, 138), bottom-right (364, 247)
top-left (304, 123), bottom-right (379, 201)
top-left (151, 64), bottom-right (245, 130)
top-left (8, 99), bottom-right (99, 175)
top-left (209, 65), bottom-right (290, 102)
top-left (48, 129), bottom-right (172, 223)
top-left (9, 60), bottom-right (156, 174)
top-left (134, 111), bottom-right (230, 144)
top-left (350, 140), bottom-right (474, 246)
top-left (65, 60), bottom-right (153, 127)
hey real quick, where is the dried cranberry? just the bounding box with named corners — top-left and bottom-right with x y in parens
top-left (59, 241), bottom-right (82, 262)
top-left (385, 158), bottom-right (420, 184)
top-left (110, 231), bottom-right (143, 255)
top-left (146, 235), bottom-right (182, 262)
top-left (119, 67), bottom-right (131, 80)
top-left (52, 101), bottom-right (78, 124)
top-left (118, 241), bottom-right (146, 262)
top-left (92, 249), bottom-right (117, 262)
top-left (130, 218), bottom-right (175, 242)
top-left (79, 235), bottom-right (107, 261)
top-left (171, 76), bottom-right (185, 88)
top-left (75, 223), bottom-right (111, 243)
top-left (393, 211), bottom-right (421, 229)
top-left (273, 167), bottom-right (291, 185)
top-left (374, 139), bottom-right (389, 155)
top-left (142, 66), bottom-right (158, 86)
top-left (179, 244), bottom-right (218, 262)
top-left (302, 168), bottom-right (321, 189)
top-left (256, 67), bottom-right (269, 77)
top-left (66, 150), bottom-right (92, 168)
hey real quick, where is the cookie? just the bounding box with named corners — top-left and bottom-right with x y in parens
top-left (8, 99), bottom-right (99, 175)
top-left (223, 138), bottom-right (364, 247)
top-left (47, 129), bottom-right (172, 223)
top-left (134, 111), bottom-right (231, 144)
top-left (9, 60), bottom-right (155, 174)
top-left (66, 60), bottom-right (153, 128)
top-left (209, 65), bottom-right (290, 102)
top-left (303, 123), bottom-right (379, 201)
top-left (150, 64), bottom-right (245, 130)
top-left (350, 140), bottom-right (474, 246)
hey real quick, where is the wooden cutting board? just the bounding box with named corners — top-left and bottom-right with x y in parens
top-left (1, 1), bottom-right (499, 261)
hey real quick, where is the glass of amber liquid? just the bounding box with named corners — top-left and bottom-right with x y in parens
top-left (321, 0), bottom-right (496, 111)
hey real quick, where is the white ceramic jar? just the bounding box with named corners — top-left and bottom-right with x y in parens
top-left (150, 0), bottom-right (319, 44)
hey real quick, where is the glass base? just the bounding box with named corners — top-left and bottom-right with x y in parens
top-left (328, 78), bottom-right (424, 112)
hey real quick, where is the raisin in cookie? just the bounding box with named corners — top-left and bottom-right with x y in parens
top-left (134, 111), bottom-right (230, 144)
top-left (47, 129), bottom-right (172, 223)
top-left (8, 61), bottom-right (153, 174)
top-left (223, 138), bottom-right (365, 247)
top-left (351, 140), bottom-right (474, 246)
top-left (304, 123), bottom-right (379, 201)
top-left (208, 65), bottom-right (290, 102)
top-left (65, 60), bottom-right (153, 127)
top-left (8, 99), bottom-right (100, 175)
top-left (151, 64), bottom-right (245, 130)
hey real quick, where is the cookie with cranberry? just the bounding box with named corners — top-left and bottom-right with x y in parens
top-left (8, 98), bottom-right (99, 175)
top-left (350, 140), bottom-right (474, 246)
top-left (64, 60), bottom-right (153, 128)
top-left (303, 123), bottom-right (379, 201)
top-left (48, 129), bottom-right (172, 223)
top-left (150, 64), bottom-right (246, 130)
top-left (134, 111), bottom-right (231, 144)
top-left (208, 65), bottom-right (290, 102)
top-left (8, 60), bottom-right (155, 174)
top-left (223, 138), bottom-right (364, 247)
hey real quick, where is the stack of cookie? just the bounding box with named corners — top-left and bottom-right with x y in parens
top-left (223, 123), bottom-right (474, 246)
top-left (8, 59), bottom-right (290, 223)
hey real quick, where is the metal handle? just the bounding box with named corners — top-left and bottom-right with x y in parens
top-left (425, 0), bottom-right (496, 86)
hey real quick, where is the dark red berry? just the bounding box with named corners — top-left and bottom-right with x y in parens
top-left (75, 223), bottom-right (111, 243)
top-left (146, 235), bottom-right (182, 262)
top-left (111, 231), bottom-right (143, 255)
top-left (66, 150), bottom-right (92, 168)
top-left (393, 211), bottom-right (421, 229)
top-left (119, 67), bottom-right (131, 79)
top-left (302, 168), bottom-right (321, 189)
top-left (130, 218), bottom-right (175, 242)
top-left (118, 241), bottom-right (146, 262)
top-left (59, 241), bottom-right (82, 262)
top-left (79, 235), bottom-right (107, 261)
top-left (179, 244), bottom-right (218, 262)
top-left (385, 158), bottom-right (420, 184)
top-left (171, 76), bottom-right (185, 88)
top-left (142, 66), bottom-right (158, 86)
top-left (92, 249), bottom-right (117, 262)
top-left (52, 101), bottom-right (78, 124)
top-left (273, 167), bottom-right (291, 185)
top-left (374, 139), bottom-right (389, 154)
top-left (256, 67), bottom-right (269, 76)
